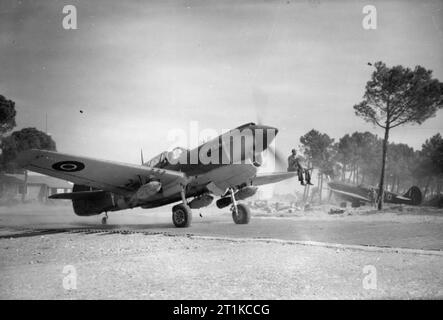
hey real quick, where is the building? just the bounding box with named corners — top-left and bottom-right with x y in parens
top-left (0, 173), bottom-right (72, 203)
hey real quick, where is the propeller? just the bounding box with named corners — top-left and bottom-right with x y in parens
top-left (252, 87), bottom-right (287, 170)
top-left (267, 143), bottom-right (287, 170)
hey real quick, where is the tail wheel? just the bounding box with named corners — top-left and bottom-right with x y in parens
top-left (172, 204), bottom-right (192, 228)
top-left (232, 203), bottom-right (251, 224)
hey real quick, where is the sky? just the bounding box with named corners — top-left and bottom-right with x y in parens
top-left (1, 0), bottom-right (443, 166)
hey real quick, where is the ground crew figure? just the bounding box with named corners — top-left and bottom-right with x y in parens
top-left (369, 187), bottom-right (377, 208)
top-left (287, 149), bottom-right (313, 186)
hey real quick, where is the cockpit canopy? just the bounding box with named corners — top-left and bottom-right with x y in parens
top-left (144, 147), bottom-right (188, 168)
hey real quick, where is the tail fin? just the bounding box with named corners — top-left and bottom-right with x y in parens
top-left (403, 186), bottom-right (422, 205)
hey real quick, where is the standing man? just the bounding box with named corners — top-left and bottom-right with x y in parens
top-left (287, 149), bottom-right (313, 186)
top-left (369, 187), bottom-right (378, 208)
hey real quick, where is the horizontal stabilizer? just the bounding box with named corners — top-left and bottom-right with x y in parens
top-left (329, 188), bottom-right (370, 202)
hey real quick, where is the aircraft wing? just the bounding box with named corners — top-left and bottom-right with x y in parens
top-left (249, 172), bottom-right (298, 186)
top-left (17, 149), bottom-right (186, 196)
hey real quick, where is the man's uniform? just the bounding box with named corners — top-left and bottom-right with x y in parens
top-left (288, 154), bottom-right (309, 184)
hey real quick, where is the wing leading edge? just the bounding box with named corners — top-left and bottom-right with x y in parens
top-left (249, 172), bottom-right (298, 186)
top-left (17, 149), bottom-right (186, 196)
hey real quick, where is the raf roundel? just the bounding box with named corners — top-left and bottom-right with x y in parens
top-left (52, 161), bottom-right (85, 172)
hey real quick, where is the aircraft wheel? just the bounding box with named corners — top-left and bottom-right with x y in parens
top-left (232, 203), bottom-right (251, 225)
top-left (101, 216), bottom-right (107, 225)
top-left (172, 204), bottom-right (192, 228)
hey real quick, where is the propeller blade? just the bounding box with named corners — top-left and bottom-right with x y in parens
top-left (268, 144), bottom-right (287, 170)
top-left (252, 87), bottom-right (287, 170)
top-left (252, 87), bottom-right (267, 125)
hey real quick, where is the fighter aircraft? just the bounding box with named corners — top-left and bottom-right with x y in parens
top-left (328, 181), bottom-right (422, 207)
top-left (17, 123), bottom-right (297, 227)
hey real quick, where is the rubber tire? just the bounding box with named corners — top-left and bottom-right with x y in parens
top-left (232, 203), bottom-right (251, 225)
top-left (172, 204), bottom-right (192, 228)
top-left (101, 217), bottom-right (107, 225)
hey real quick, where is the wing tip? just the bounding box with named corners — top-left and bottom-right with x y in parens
top-left (16, 149), bottom-right (36, 167)
top-left (16, 149), bottom-right (54, 167)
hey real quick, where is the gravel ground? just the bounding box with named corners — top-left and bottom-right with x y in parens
top-left (1, 232), bottom-right (442, 299)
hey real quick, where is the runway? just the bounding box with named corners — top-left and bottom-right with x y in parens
top-left (1, 205), bottom-right (442, 251)
top-left (1, 204), bottom-right (442, 299)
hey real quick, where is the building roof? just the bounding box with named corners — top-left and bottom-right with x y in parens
top-left (0, 174), bottom-right (72, 189)
top-left (0, 174), bottom-right (23, 184)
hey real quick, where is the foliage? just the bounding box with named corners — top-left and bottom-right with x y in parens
top-left (354, 62), bottom-right (443, 130)
top-left (300, 129), bottom-right (335, 177)
top-left (302, 129), bottom-right (443, 202)
top-left (1, 127), bottom-right (56, 172)
top-left (0, 95), bottom-right (17, 135)
top-left (353, 61), bottom-right (443, 209)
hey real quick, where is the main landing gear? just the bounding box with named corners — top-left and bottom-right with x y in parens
top-left (228, 188), bottom-right (251, 225)
top-left (170, 186), bottom-right (251, 228)
top-left (172, 186), bottom-right (193, 228)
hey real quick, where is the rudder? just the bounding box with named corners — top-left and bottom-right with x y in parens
top-left (403, 186), bottom-right (422, 205)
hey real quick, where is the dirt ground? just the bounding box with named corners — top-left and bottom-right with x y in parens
top-left (1, 232), bottom-right (442, 299)
top-left (0, 204), bottom-right (442, 299)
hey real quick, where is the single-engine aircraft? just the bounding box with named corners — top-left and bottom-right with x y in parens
top-left (17, 123), bottom-right (297, 227)
top-left (328, 181), bottom-right (422, 207)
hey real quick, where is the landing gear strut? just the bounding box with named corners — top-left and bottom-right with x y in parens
top-left (172, 185), bottom-right (192, 228)
top-left (229, 188), bottom-right (251, 224)
top-left (101, 212), bottom-right (108, 225)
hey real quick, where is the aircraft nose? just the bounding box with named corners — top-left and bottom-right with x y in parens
top-left (253, 124), bottom-right (278, 136)
top-left (250, 124), bottom-right (278, 150)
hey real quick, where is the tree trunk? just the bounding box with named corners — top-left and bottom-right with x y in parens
top-left (352, 164), bottom-right (357, 184)
top-left (319, 174), bottom-right (323, 202)
top-left (377, 127), bottom-right (390, 210)
top-left (21, 169), bottom-right (28, 202)
top-left (423, 176), bottom-right (432, 199)
top-left (303, 161), bottom-right (311, 202)
top-left (356, 166), bottom-right (358, 184)
top-left (396, 176), bottom-right (400, 193)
